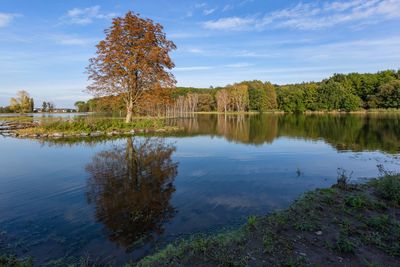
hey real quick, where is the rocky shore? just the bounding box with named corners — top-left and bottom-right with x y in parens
top-left (2, 127), bottom-right (178, 139)
top-left (0, 118), bottom-right (180, 139)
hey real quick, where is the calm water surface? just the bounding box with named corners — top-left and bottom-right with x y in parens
top-left (0, 114), bottom-right (399, 265)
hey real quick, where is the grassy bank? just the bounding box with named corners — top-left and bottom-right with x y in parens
top-left (37, 117), bottom-right (165, 133)
top-left (6, 117), bottom-right (179, 137)
top-left (132, 173), bottom-right (400, 267)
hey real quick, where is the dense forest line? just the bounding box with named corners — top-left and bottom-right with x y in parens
top-left (74, 70), bottom-right (400, 115)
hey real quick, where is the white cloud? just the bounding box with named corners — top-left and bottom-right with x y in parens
top-left (225, 62), bottom-right (253, 68)
top-left (52, 34), bottom-right (97, 46)
top-left (186, 11), bottom-right (193, 17)
top-left (240, 0), bottom-right (254, 5)
top-left (203, 8), bottom-right (216, 15)
top-left (195, 3), bottom-right (207, 9)
top-left (187, 48), bottom-right (204, 53)
top-left (168, 32), bottom-right (209, 39)
top-left (222, 5), bottom-right (233, 12)
top-left (203, 0), bottom-right (400, 31)
top-left (193, 3), bottom-right (217, 16)
top-left (203, 17), bottom-right (255, 30)
top-left (0, 13), bottom-right (19, 27)
top-left (260, 0), bottom-right (400, 30)
top-left (63, 5), bottom-right (116, 25)
top-left (324, 0), bottom-right (365, 11)
top-left (174, 66), bottom-right (214, 71)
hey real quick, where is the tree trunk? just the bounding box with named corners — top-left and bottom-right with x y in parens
top-left (126, 98), bottom-right (134, 123)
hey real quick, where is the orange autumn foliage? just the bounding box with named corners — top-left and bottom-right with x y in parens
top-left (86, 11), bottom-right (176, 122)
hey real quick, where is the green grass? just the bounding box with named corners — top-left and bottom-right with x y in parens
top-left (41, 117), bottom-right (165, 133)
top-left (371, 175), bottom-right (400, 205)
top-left (131, 229), bottom-right (247, 267)
top-left (246, 215), bottom-right (257, 230)
top-left (14, 117), bottom-right (170, 135)
top-left (0, 255), bottom-right (33, 267)
top-left (344, 194), bottom-right (369, 209)
top-left (0, 116), bottom-right (35, 123)
top-left (335, 236), bottom-right (356, 254)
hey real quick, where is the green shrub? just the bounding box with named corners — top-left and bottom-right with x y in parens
top-left (367, 215), bottom-right (390, 231)
top-left (247, 216), bottom-right (257, 229)
top-left (335, 237), bottom-right (356, 253)
top-left (0, 255), bottom-right (33, 267)
top-left (372, 175), bottom-right (400, 205)
top-left (336, 168), bottom-right (353, 190)
top-left (344, 194), bottom-right (368, 209)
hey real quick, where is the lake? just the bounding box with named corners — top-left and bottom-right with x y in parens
top-left (0, 113), bottom-right (399, 265)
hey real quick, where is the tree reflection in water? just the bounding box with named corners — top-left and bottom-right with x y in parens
top-left (169, 113), bottom-right (400, 153)
top-left (86, 137), bottom-right (178, 251)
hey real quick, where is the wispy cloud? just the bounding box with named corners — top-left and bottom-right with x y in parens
top-left (225, 62), bottom-right (253, 68)
top-left (222, 5), bottom-right (233, 12)
top-left (194, 3), bottom-right (207, 9)
top-left (203, 8), bottom-right (216, 16)
top-left (173, 63), bottom-right (253, 73)
top-left (51, 34), bottom-right (97, 46)
top-left (168, 32), bottom-right (209, 39)
top-left (193, 2), bottom-right (218, 16)
top-left (187, 48), bottom-right (205, 53)
top-left (174, 66), bottom-right (214, 71)
top-left (260, 0), bottom-right (400, 30)
top-left (203, 0), bottom-right (400, 31)
top-left (203, 17), bottom-right (255, 30)
top-left (0, 13), bottom-right (20, 27)
top-left (62, 5), bottom-right (116, 25)
top-left (239, 0), bottom-right (255, 6)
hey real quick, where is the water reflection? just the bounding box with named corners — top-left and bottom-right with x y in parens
top-left (1, 114), bottom-right (400, 264)
top-left (169, 114), bottom-right (400, 153)
top-left (85, 137), bottom-right (178, 250)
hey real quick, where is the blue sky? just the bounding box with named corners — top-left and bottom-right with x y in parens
top-left (0, 0), bottom-right (400, 108)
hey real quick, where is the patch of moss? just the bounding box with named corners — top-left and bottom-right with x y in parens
top-left (0, 255), bottom-right (33, 267)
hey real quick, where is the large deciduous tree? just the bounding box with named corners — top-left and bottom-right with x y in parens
top-left (86, 11), bottom-right (176, 122)
top-left (10, 90), bottom-right (33, 113)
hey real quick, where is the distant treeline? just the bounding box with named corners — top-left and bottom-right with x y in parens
top-left (0, 90), bottom-right (59, 113)
top-left (74, 70), bottom-right (400, 115)
top-left (0, 90), bottom-right (34, 113)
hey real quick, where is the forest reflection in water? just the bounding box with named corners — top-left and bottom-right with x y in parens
top-left (1, 113), bottom-right (400, 265)
top-left (167, 113), bottom-right (400, 153)
top-left (85, 137), bottom-right (178, 251)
